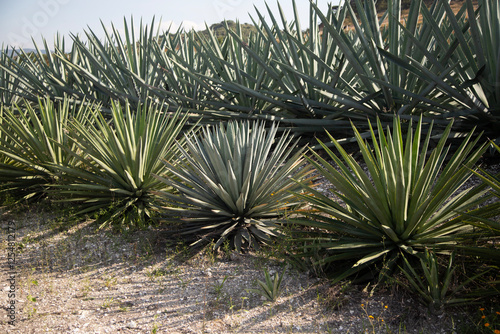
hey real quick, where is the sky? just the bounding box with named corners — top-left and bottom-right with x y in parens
top-left (0, 0), bottom-right (339, 51)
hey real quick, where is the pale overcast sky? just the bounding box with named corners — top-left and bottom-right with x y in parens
top-left (0, 0), bottom-right (338, 50)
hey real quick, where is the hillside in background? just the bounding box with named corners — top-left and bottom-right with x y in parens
top-left (349, 0), bottom-right (477, 11)
top-left (194, 0), bottom-right (478, 41)
top-left (198, 20), bottom-right (258, 41)
top-left (341, 0), bottom-right (479, 30)
top-left (351, 0), bottom-right (436, 11)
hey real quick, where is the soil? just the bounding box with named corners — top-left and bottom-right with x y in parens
top-left (0, 204), bottom-right (486, 334)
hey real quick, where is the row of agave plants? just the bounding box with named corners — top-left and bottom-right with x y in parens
top-left (0, 97), bottom-right (498, 310)
top-left (0, 0), bottom-right (499, 141)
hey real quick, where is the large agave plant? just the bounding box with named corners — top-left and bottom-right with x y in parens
top-left (53, 100), bottom-right (190, 228)
top-left (292, 116), bottom-right (490, 283)
top-left (156, 120), bottom-right (313, 251)
top-left (0, 97), bottom-right (94, 200)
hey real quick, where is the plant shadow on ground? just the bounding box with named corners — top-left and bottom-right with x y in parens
top-left (0, 206), bottom-right (332, 333)
top-left (1, 205), bottom-right (498, 334)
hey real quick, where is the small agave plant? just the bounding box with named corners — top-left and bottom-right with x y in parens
top-left (156, 120), bottom-right (313, 252)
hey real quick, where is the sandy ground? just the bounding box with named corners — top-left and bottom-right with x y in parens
top-left (1, 206), bottom-right (485, 334)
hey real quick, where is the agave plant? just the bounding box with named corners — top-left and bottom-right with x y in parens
top-left (292, 116), bottom-right (490, 283)
top-left (246, 267), bottom-right (286, 302)
top-left (56, 18), bottom-right (167, 108)
top-left (396, 250), bottom-right (489, 311)
top-left (53, 99), bottom-right (190, 228)
top-left (156, 120), bottom-right (313, 251)
top-left (0, 97), bottom-right (94, 200)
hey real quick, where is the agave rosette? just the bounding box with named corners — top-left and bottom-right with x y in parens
top-left (52, 99), bottom-right (190, 228)
top-left (156, 120), bottom-right (313, 251)
top-left (292, 116), bottom-right (490, 282)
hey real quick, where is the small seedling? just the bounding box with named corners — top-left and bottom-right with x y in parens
top-left (221, 239), bottom-right (232, 259)
top-left (151, 314), bottom-right (159, 334)
top-left (24, 278), bottom-right (38, 318)
top-left (177, 275), bottom-right (191, 289)
top-left (246, 267), bottom-right (286, 302)
top-left (146, 268), bottom-right (163, 281)
top-left (25, 294), bottom-right (37, 318)
top-left (101, 297), bottom-right (114, 309)
top-left (213, 275), bottom-right (229, 298)
top-left (103, 276), bottom-right (117, 288)
top-left (240, 296), bottom-right (248, 310)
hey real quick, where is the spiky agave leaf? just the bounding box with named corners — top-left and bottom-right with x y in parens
top-left (452, 140), bottom-right (500, 265)
top-left (0, 97), bottom-right (95, 200)
top-left (292, 116), bottom-right (490, 283)
top-left (0, 46), bottom-right (24, 105)
top-left (156, 120), bottom-right (313, 252)
top-left (52, 99), bottom-right (191, 228)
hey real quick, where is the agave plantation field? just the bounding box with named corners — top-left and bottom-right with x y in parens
top-left (1, 0), bottom-right (500, 332)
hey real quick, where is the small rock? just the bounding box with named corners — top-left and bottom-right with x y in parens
top-left (127, 321), bottom-right (138, 329)
top-left (79, 310), bottom-right (90, 319)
